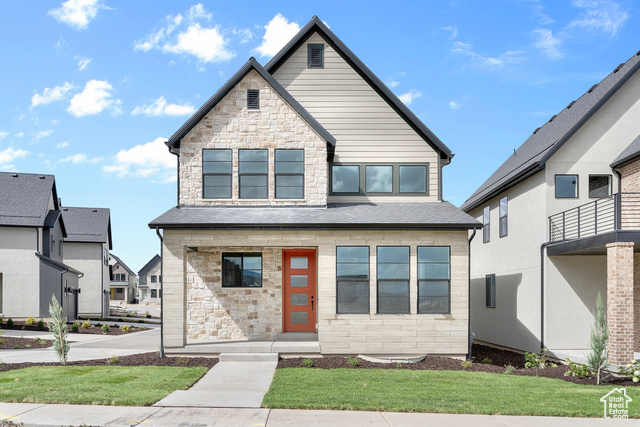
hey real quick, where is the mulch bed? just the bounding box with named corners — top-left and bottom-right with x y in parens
top-left (0, 321), bottom-right (148, 335)
top-left (0, 352), bottom-right (218, 373)
top-left (278, 343), bottom-right (637, 387)
top-left (0, 336), bottom-right (53, 350)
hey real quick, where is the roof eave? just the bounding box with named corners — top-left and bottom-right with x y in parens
top-left (148, 222), bottom-right (479, 231)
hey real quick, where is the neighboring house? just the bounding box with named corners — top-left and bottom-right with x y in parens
top-left (61, 207), bottom-right (112, 318)
top-left (108, 254), bottom-right (137, 303)
top-left (138, 254), bottom-right (162, 303)
top-left (150, 17), bottom-right (479, 357)
top-left (0, 172), bottom-right (81, 320)
top-left (461, 50), bottom-right (640, 365)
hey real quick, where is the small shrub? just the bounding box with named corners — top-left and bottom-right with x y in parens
top-left (13, 345), bottom-right (21, 349)
top-left (348, 356), bottom-right (359, 367)
top-left (126, 313), bottom-right (133, 317)
top-left (301, 358), bottom-right (314, 368)
top-left (116, 318), bottom-right (124, 322)
top-left (108, 355), bottom-right (119, 364)
top-left (504, 364), bottom-right (516, 374)
top-left (37, 319), bottom-right (45, 330)
top-left (177, 357), bottom-right (189, 365)
top-left (35, 337), bottom-right (46, 345)
top-left (25, 316), bottom-right (36, 326)
top-left (101, 324), bottom-right (110, 334)
top-left (25, 344), bottom-right (32, 348)
top-left (564, 358), bottom-right (591, 378)
top-left (0, 330), bottom-right (4, 346)
top-left (524, 348), bottom-right (557, 369)
top-left (0, 316), bottom-right (4, 325)
top-left (461, 360), bottom-right (473, 370)
top-left (138, 319), bottom-right (146, 324)
top-left (81, 320), bottom-right (91, 329)
top-left (7, 318), bottom-right (14, 328)
top-left (395, 363), bottom-right (403, 369)
top-left (71, 322), bottom-right (80, 332)
top-left (481, 357), bottom-right (493, 365)
top-left (120, 324), bottom-right (131, 333)
top-left (620, 361), bottom-right (640, 383)
top-left (111, 324), bottom-right (118, 328)
top-left (145, 311), bottom-right (151, 318)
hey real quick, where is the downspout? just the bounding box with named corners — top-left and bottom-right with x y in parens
top-left (466, 227), bottom-right (477, 361)
top-left (155, 227), bottom-right (165, 358)
top-left (540, 242), bottom-right (549, 350)
top-left (36, 229), bottom-right (40, 253)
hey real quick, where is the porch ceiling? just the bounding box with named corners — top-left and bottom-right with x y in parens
top-left (547, 230), bottom-right (640, 255)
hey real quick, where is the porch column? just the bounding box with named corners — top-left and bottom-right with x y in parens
top-left (606, 242), bottom-right (635, 365)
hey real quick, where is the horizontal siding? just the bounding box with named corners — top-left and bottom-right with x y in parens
top-left (274, 32), bottom-right (439, 200)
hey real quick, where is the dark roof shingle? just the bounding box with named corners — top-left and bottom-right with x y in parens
top-left (138, 254), bottom-right (161, 276)
top-left (61, 207), bottom-right (112, 249)
top-left (612, 134), bottom-right (640, 168)
top-left (0, 172), bottom-right (57, 227)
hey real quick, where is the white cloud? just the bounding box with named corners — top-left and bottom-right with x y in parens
top-left (0, 147), bottom-right (29, 169)
top-left (398, 90), bottom-right (423, 105)
top-left (131, 96), bottom-right (195, 117)
top-left (60, 153), bottom-right (103, 163)
top-left (449, 100), bottom-right (462, 109)
top-left (75, 56), bottom-right (91, 71)
top-left (255, 14), bottom-right (300, 57)
top-left (57, 142), bottom-right (70, 148)
top-left (0, 131), bottom-right (8, 140)
top-left (31, 82), bottom-right (76, 108)
top-left (103, 137), bottom-right (175, 182)
top-left (67, 80), bottom-right (122, 117)
top-left (387, 79), bottom-right (400, 88)
top-left (233, 27), bottom-right (253, 44)
top-left (569, 0), bottom-right (629, 35)
top-left (442, 25), bottom-right (458, 40)
top-left (48, 0), bottom-right (109, 30)
top-left (452, 41), bottom-right (525, 68)
top-left (35, 130), bottom-right (54, 139)
top-left (134, 4), bottom-right (233, 67)
top-left (532, 28), bottom-right (563, 59)
top-left (15, 132), bottom-right (24, 138)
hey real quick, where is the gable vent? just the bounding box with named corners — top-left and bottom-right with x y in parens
top-left (548, 115), bottom-right (557, 123)
top-left (247, 89), bottom-right (259, 110)
top-left (533, 127), bottom-right (541, 135)
top-left (307, 44), bottom-right (324, 68)
top-left (588, 84), bottom-right (598, 93)
top-left (613, 63), bottom-right (625, 73)
top-left (566, 101), bottom-right (576, 109)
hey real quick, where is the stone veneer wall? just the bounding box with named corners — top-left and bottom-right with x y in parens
top-left (178, 69), bottom-right (328, 207)
top-left (186, 247), bottom-right (282, 341)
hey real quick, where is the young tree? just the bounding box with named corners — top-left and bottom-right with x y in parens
top-left (47, 295), bottom-right (70, 365)
top-left (587, 292), bottom-right (609, 384)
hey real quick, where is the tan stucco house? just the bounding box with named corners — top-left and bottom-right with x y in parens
top-left (150, 17), bottom-right (480, 357)
top-left (109, 253), bottom-right (137, 303)
top-left (138, 254), bottom-right (161, 304)
top-left (462, 50), bottom-right (640, 365)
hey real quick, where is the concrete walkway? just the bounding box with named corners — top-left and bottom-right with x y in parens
top-left (1, 403), bottom-right (638, 426)
top-left (154, 359), bottom-right (278, 408)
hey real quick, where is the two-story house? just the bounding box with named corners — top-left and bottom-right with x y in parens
top-left (61, 206), bottom-right (112, 318)
top-left (138, 254), bottom-right (161, 303)
top-left (150, 16), bottom-right (479, 357)
top-left (108, 253), bottom-right (137, 303)
top-left (462, 50), bottom-right (640, 365)
top-left (0, 172), bottom-right (81, 320)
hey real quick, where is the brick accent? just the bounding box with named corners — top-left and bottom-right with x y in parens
top-left (619, 160), bottom-right (640, 230)
top-left (606, 242), bottom-right (635, 365)
top-left (178, 70), bottom-right (328, 207)
top-left (635, 253), bottom-right (640, 352)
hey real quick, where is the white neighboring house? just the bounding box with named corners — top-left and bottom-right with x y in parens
top-left (108, 254), bottom-right (137, 303)
top-left (461, 50), bottom-right (640, 365)
top-left (61, 207), bottom-right (112, 318)
top-left (138, 254), bottom-right (161, 304)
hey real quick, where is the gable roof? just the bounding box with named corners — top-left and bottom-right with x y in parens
top-left (165, 57), bottom-right (336, 158)
top-left (110, 253), bottom-right (135, 275)
top-left (43, 209), bottom-right (67, 237)
top-left (265, 16), bottom-right (453, 162)
top-left (461, 50), bottom-right (640, 212)
top-left (612, 134), bottom-right (640, 168)
top-left (0, 172), bottom-right (60, 227)
top-left (138, 254), bottom-right (161, 276)
top-left (61, 207), bottom-right (112, 249)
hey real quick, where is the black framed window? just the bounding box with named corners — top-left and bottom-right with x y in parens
top-left (365, 165), bottom-right (393, 193)
top-left (332, 165), bottom-right (360, 193)
top-left (483, 206), bottom-right (490, 243)
top-left (486, 274), bottom-right (496, 308)
top-left (222, 253), bottom-right (262, 287)
top-left (151, 275), bottom-right (157, 283)
top-left (151, 289), bottom-right (158, 298)
top-left (589, 175), bottom-right (611, 198)
top-left (399, 165), bottom-right (427, 193)
top-left (275, 149), bottom-right (304, 199)
top-left (239, 150), bottom-right (268, 199)
top-left (417, 246), bottom-right (450, 314)
top-left (555, 175), bottom-right (578, 198)
top-left (499, 196), bottom-right (508, 238)
top-left (247, 89), bottom-right (259, 110)
top-left (203, 149), bottom-right (232, 198)
top-left (308, 44), bottom-right (324, 68)
top-left (336, 246), bottom-right (370, 314)
top-left (377, 246), bottom-right (410, 314)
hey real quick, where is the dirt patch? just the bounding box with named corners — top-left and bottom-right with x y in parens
top-left (0, 321), bottom-right (149, 335)
top-left (0, 352), bottom-right (218, 373)
top-left (0, 336), bottom-right (53, 350)
top-left (278, 344), bottom-right (637, 386)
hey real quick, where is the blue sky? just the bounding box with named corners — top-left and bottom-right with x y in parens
top-left (0, 0), bottom-right (636, 272)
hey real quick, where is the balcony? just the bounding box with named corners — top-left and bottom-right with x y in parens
top-left (547, 193), bottom-right (640, 254)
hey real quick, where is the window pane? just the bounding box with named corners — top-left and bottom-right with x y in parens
top-left (500, 197), bottom-right (508, 217)
top-left (223, 254), bottom-right (262, 288)
top-left (332, 165), bottom-right (359, 193)
top-left (239, 161), bottom-right (268, 174)
top-left (204, 186), bottom-right (231, 198)
top-left (337, 246), bottom-right (369, 263)
top-left (555, 175), bottom-right (578, 198)
top-left (483, 206), bottom-right (490, 225)
top-left (418, 296), bottom-right (449, 314)
top-left (239, 150), bottom-right (267, 162)
top-left (276, 150), bottom-right (304, 162)
top-left (337, 282), bottom-right (369, 314)
top-left (378, 247), bottom-right (409, 263)
top-left (589, 175), bottom-right (611, 198)
top-left (291, 275), bottom-right (308, 287)
top-left (399, 165), bottom-right (426, 193)
top-left (500, 217), bottom-right (508, 237)
top-left (240, 186), bottom-right (267, 199)
top-left (203, 150), bottom-right (231, 162)
top-left (276, 175), bottom-right (303, 187)
top-left (223, 256), bottom-right (242, 287)
top-left (419, 281), bottom-right (449, 296)
top-left (277, 187), bottom-right (303, 199)
top-left (243, 269), bottom-right (262, 287)
top-left (418, 263), bottom-right (450, 280)
top-left (203, 161), bottom-right (231, 174)
top-left (365, 166), bottom-right (392, 193)
top-left (378, 263), bottom-right (410, 279)
top-left (378, 296), bottom-right (409, 314)
top-left (418, 247), bottom-right (449, 263)
top-left (291, 312), bottom-right (308, 324)
top-left (204, 175), bottom-right (231, 187)
top-left (291, 257), bottom-right (308, 269)
top-left (378, 281), bottom-right (409, 297)
top-left (276, 162), bottom-right (304, 174)
top-left (337, 263), bottom-right (369, 280)
top-left (243, 255), bottom-right (261, 270)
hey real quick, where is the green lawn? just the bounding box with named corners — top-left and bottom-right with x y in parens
top-left (0, 366), bottom-right (208, 406)
top-left (263, 368), bottom-right (640, 417)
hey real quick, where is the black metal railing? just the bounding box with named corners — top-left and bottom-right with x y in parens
top-left (548, 193), bottom-right (640, 243)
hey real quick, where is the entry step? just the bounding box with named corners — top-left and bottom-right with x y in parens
top-left (218, 353), bottom-right (279, 362)
top-left (275, 332), bottom-right (318, 342)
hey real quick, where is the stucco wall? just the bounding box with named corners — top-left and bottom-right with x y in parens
top-left (65, 242), bottom-right (107, 317)
top-left (0, 227), bottom-right (41, 317)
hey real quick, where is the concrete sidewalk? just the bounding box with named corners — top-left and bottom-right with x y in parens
top-left (1, 403), bottom-right (638, 426)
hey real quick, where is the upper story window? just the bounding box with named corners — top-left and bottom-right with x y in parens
top-left (399, 165), bottom-right (427, 193)
top-left (307, 44), bottom-right (324, 68)
top-left (275, 149), bottom-right (304, 199)
top-left (331, 163), bottom-right (429, 196)
top-left (222, 253), bottom-right (262, 287)
top-left (365, 166), bottom-right (392, 193)
top-left (203, 149), bottom-right (232, 199)
top-left (483, 206), bottom-right (490, 243)
top-left (336, 246), bottom-right (370, 314)
top-left (499, 196), bottom-right (508, 238)
top-left (377, 246), bottom-right (410, 314)
top-left (151, 275), bottom-right (157, 283)
top-left (589, 175), bottom-right (611, 198)
top-left (555, 174), bottom-right (578, 198)
top-left (247, 89), bottom-right (259, 110)
top-left (417, 246), bottom-right (450, 314)
top-left (239, 150), bottom-right (268, 199)
top-left (332, 165), bottom-right (360, 193)
top-left (51, 236), bottom-right (55, 253)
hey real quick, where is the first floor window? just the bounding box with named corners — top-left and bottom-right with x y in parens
top-left (486, 274), bottom-right (496, 308)
top-left (555, 174), bottom-right (578, 198)
top-left (377, 246), bottom-right (410, 314)
top-left (336, 246), bottom-right (370, 314)
top-left (151, 289), bottom-right (157, 298)
top-left (116, 288), bottom-right (123, 294)
top-left (589, 175), bottom-right (611, 198)
top-left (483, 206), bottom-right (490, 243)
top-left (418, 247), bottom-right (450, 314)
top-left (499, 196), bottom-right (508, 238)
top-left (222, 253), bottom-right (262, 287)
top-left (203, 149), bottom-right (232, 198)
top-left (239, 150), bottom-right (268, 198)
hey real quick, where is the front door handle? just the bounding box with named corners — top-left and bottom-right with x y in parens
top-left (311, 295), bottom-right (314, 311)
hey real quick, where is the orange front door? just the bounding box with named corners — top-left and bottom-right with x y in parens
top-left (282, 249), bottom-right (317, 332)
